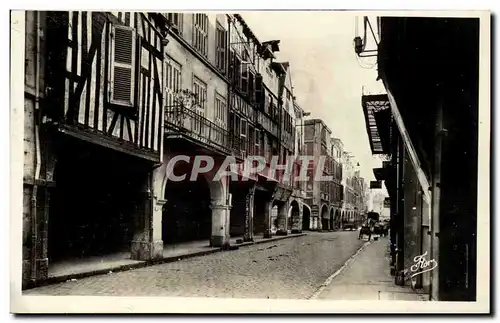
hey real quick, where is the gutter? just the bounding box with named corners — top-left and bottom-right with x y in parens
top-left (31, 11), bottom-right (42, 281)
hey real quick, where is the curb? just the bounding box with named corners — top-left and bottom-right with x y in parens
top-left (308, 241), bottom-right (371, 300)
top-left (24, 233), bottom-right (307, 290)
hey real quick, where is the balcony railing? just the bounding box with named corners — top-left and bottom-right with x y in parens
top-left (165, 106), bottom-right (230, 154)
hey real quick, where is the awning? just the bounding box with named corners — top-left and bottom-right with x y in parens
top-left (361, 94), bottom-right (392, 155)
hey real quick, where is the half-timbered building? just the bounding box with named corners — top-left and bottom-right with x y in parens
top-left (23, 10), bottom-right (168, 287)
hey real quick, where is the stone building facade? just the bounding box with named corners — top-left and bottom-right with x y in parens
top-left (21, 11), bottom-right (311, 288)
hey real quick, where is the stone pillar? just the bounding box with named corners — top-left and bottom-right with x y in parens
top-left (263, 200), bottom-right (273, 238)
top-left (210, 203), bottom-right (231, 247)
top-left (243, 186), bottom-right (255, 242)
top-left (276, 202), bottom-right (288, 236)
top-left (131, 168), bottom-right (164, 261)
top-left (24, 128), bottom-right (57, 287)
top-left (291, 202), bottom-right (303, 234)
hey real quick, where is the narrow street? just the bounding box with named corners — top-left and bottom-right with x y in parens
top-left (25, 231), bottom-right (365, 299)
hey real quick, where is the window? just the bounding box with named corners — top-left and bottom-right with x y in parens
top-left (165, 58), bottom-right (182, 110)
top-left (255, 73), bottom-right (264, 109)
top-left (240, 64), bottom-right (248, 95)
top-left (248, 71), bottom-right (255, 102)
top-left (192, 76), bottom-right (207, 110)
top-left (255, 129), bottom-right (261, 156)
top-left (231, 55), bottom-right (242, 88)
top-left (193, 13), bottom-right (208, 57)
top-left (109, 24), bottom-right (136, 107)
top-left (165, 13), bottom-right (183, 35)
top-left (229, 112), bottom-right (235, 134)
top-left (241, 119), bottom-right (248, 138)
top-left (264, 93), bottom-right (271, 115)
top-left (215, 93), bottom-right (226, 126)
top-left (192, 76), bottom-right (207, 134)
top-left (215, 23), bottom-right (227, 73)
top-left (248, 126), bottom-right (255, 155)
top-left (234, 115), bottom-right (241, 135)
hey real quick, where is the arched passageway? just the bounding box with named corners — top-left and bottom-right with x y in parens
top-left (271, 205), bottom-right (279, 232)
top-left (253, 189), bottom-right (270, 237)
top-left (302, 205), bottom-right (311, 230)
top-left (289, 200), bottom-right (300, 231)
top-left (320, 205), bottom-right (329, 231)
top-left (163, 174), bottom-right (212, 244)
top-left (48, 141), bottom-right (147, 263)
top-left (329, 208), bottom-right (334, 230)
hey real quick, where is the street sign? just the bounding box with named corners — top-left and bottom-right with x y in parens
top-left (384, 197), bottom-right (390, 208)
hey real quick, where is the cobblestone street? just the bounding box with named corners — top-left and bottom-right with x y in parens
top-left (24, 231), bottom-right (364, 299)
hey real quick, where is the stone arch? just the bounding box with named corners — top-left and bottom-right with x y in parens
top-left (161, 160), bottom-right (230, 247)
top-left (302, 203), bottom-right (312, 231)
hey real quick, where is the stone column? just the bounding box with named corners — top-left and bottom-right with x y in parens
top-left (243, 186), bottom-right (255, 242)
top-left (276, 202), bottom-right (288, 236)
top-left (210, 203), bottom-right (231, 247)
top-left (263, 200), bottom-right (273, 238)
top-left (131, 168), bottom-right (164, 261)
top-left (25, 129), bottom-right (57, 287)
top-left (291, 202), bottom-right (303, 234)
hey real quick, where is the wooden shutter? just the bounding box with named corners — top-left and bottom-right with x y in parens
top-left (255, 73), bottom-right (264, 110)
top-left (109, 24), bottom-right (136, 107)
top-left (248, 71), bottom-right (255, 103)
top-left (240, 63), bottom-right (248, 95)
top-left (228, 50), bottom-right (235, 82)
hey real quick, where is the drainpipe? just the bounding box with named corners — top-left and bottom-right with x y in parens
top-left (31, 11), bottom-right (42, 281)
top-left (430, 97), bottom-right (444, 301)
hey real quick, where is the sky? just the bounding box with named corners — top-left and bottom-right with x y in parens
top-left (242, 12), bottom-right (386, 183)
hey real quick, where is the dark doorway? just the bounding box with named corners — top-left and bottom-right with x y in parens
top-left (48, 141), bottom-right (145, 262)
top-left (253, 189), bottom-right (268, 236)
top-left (163, 175), bottom-right (212, 244)
top-left (302, 206), bottom-right (311, 230)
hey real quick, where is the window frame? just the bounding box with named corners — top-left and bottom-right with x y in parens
top-left (192, 13), bottom-right (209, 57)
top-left (109, 23), bottom-right (137, 108)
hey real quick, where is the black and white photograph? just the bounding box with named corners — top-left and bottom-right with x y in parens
top-left (8, 5), bottom-right (490, 314)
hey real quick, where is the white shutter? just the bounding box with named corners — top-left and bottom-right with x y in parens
top-left (109, 24), bottom-right (136, 107)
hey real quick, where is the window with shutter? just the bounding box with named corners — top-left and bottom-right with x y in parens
top-left (228, 50), bottom-right (236, 81)
top-left (215, 23), bottom-right (227, 74)
top-left (165, 13), bottom-right (183, 35)
top-left (248, 126), bottom-right (254, 155)
top-left (255, 129), bottom-right (260, 156)
top-left (193, 13), bottom-right (208, 57)
top-left (109, 24), bottom-right (136, 107)
top-left (241, 119), bottom-right (247, 138)
top-left (255, 73), bottom-right (263, 109)
top-left (240, 63), bottom-right (248, 95)
top-left (248, 71), bottom-right (255, 103)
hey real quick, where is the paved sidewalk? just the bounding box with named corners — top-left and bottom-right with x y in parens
top-left (25, 231), bottom-right (364, 298)
top-left (29, 232), bottom-right (306, 289)
top-left (314, 237), bottom-right (428, 301)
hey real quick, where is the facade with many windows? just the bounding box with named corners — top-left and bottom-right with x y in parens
top-left (22, 11), bottom-right (311, 288)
